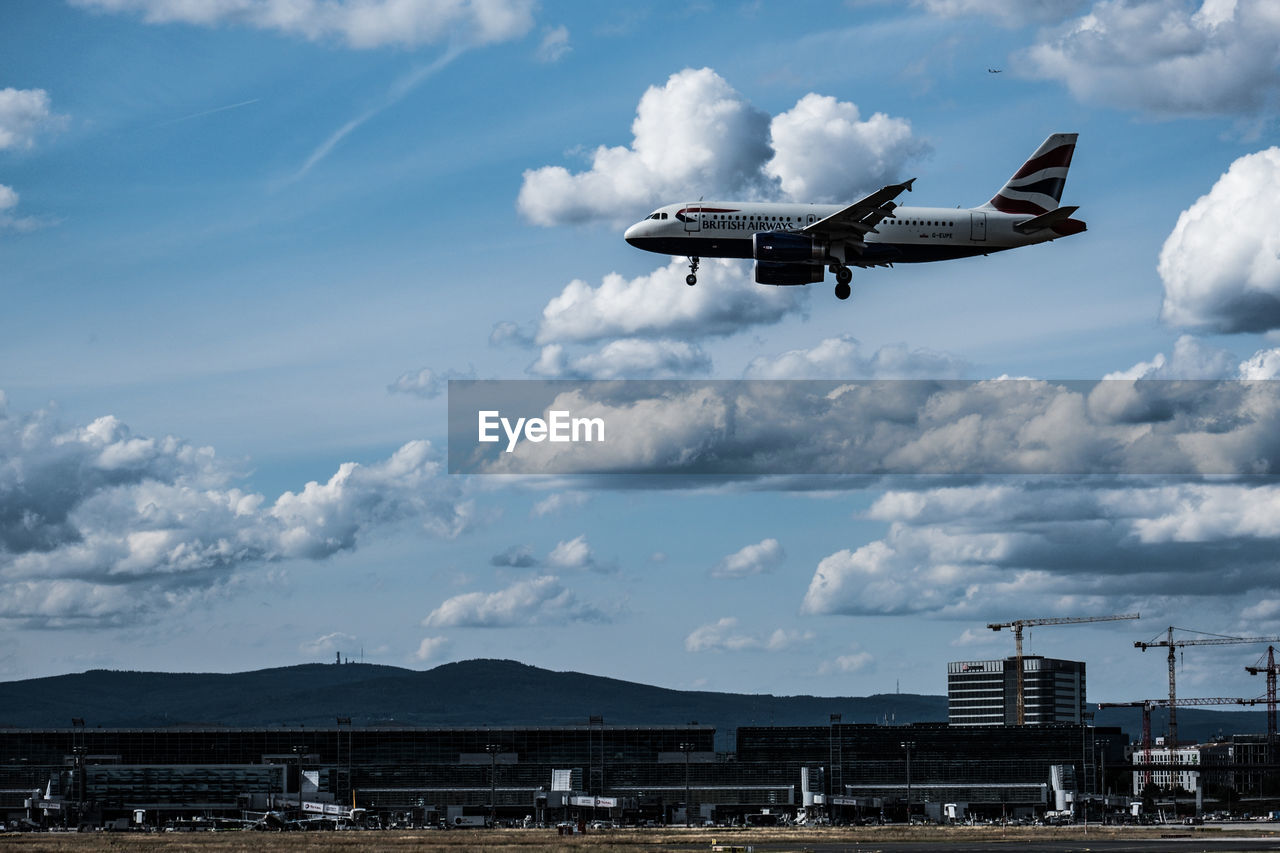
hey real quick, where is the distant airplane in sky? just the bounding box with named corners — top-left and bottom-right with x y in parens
top-left (624, 133), bottom-right (1085, 300)
top-left (988, 68), bottom-right (1003, 73)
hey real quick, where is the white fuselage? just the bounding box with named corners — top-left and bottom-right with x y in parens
top-left (624, 202), bottom-right (1066, 266)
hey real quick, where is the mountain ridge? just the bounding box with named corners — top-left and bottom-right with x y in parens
top-left (0, 659), bottom-right (1267, 751)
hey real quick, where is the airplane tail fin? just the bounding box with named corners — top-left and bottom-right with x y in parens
top-left (981, 133), bottom-right (1077, 215)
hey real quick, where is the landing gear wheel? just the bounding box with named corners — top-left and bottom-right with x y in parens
top-left (686, 256), bottom-right (700, 286)
top-left (686, 274), bottom-right (697, 286)
top-left (835, 266), bottom-right (853, 286)
top-left (835, 281), bottom-right (851, 300)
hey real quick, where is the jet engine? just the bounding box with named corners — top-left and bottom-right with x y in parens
top-left (754, 261), bottom-right (824, 286)
top-left (752, 230), bottom-right (826, 263)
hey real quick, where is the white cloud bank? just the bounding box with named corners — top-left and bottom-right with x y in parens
top-left (800, 479), bottom-right (1280, 621)
top-left (914, 0), bottom-right (1087, 25)
top-left (517, 68), bottom-right (926, 226)
top-left (0, 397), bottom-right (471, 627)
top-left (476, 375), bottom-right (1280, 477)
top-left (71, 0), bottom-right (536, 48)
top-left (792, 347), bottom-right (1280, 623)
top-left (1023, 0), bottom-right (1280, 116)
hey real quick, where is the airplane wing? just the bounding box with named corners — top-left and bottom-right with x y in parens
top-left (801, 179), bottom-right (915, 243)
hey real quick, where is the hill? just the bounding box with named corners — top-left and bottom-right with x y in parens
top-left (0, 659), bottom-right (1268, 750)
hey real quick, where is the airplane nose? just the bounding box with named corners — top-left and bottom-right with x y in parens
top-left (624, 221), bottom-right (642, 246)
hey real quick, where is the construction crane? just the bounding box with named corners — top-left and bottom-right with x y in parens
top-left (1097, 697), bottom-right (1260, 787)
top-left (1246, 645), bottom-right (1278, 738)
top-left (1136, 628), bottom-right (1280, 749)
top-left (988, 613), bottom-right (1140, 725)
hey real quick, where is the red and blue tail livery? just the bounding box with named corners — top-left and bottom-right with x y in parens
top-left (983, 132), bottom-right (1077, 216)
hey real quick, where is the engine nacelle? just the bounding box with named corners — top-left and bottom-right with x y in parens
top-left (754, 260), bottom-right (824, 286)
top-left (752, 230), bottom-right (826, 263)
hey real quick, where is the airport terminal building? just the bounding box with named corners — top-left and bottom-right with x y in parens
top-left (0, 721), bottom-right (1127, 827)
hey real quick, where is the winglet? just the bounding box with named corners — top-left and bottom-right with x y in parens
top-left (903, 178), bottom-right (915, 192)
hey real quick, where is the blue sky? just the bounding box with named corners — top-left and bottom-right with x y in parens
top-left (4, 0), bottom-right (1280, 710)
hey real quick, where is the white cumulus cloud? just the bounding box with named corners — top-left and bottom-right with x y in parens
top-left (535, 258), bottom-right (803, 346)
top-left (545, 534), bottom-right (596, 570)
top-left (528, 338), bottom-right (711, 379)
top-left (744, 335), bottom-right (968, 379)
top-left (685, 617), bottom-right (813, 653)
top-left (712, 538), bottom-right (784, 579)
top-left (530, 491), bottom-right (589, 518)
top-left (387, 366), bottom-right (474, 399)
top-left (518, 68), bottom-right (771, 226)
top-left (764, 94), bottom-right (928, 203)
top-left (1159, 147), bottom-right (1280, 333)
top-left (300, 631), bottom-right (356, 655)
top-left (819, 650), bottom-right (875, 674)
top-left (0, 184), bottom-right (45, 232)
top-left (517, 68), bottom-right (924, 225)
top-left (535, 24), bottom-right (570, 63)
top-left (0, 88), bottom-right (63, 150)
top-left (423, 575), bottom-right (606, 627)
top-left (414, 635), bottom-right (451, 662)
top-left (1103, 335), bottom-right (1238, 380)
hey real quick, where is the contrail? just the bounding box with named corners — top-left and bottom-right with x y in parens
top-left (291, 45), bottom-right (464, 182)
top-left (153, 98), bottom-right (260, 128)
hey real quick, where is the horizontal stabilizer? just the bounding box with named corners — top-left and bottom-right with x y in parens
top-left (1014, 205), bottom-right (1078, 234)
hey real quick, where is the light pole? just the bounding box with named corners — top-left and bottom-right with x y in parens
top-left (900, 741), bottom-right (915, 824)
top-left (1080, 711), bottom-right (1094, 829)
top-left (70, 717), bottom-right (85, 820)
top-left (678, 742), bottom-right (694, 827)
top-left (486, 743), bottom-right (501, 827)
top-left (829, 713), bottom-right (841, 822)
top-left (336, 717), bottom-right (351, 809)
top-left (292, 745), bottom-right (306, 815)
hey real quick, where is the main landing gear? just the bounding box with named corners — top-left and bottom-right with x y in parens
top-left (833, 264), bottom-right (852, 300)
top-left (686, 256), bottom-right (699, 286)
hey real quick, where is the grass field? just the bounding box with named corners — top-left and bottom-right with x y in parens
top-left (4, 825), bottom-right (1280, 852)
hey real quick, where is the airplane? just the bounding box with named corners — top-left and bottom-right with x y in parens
top-left (623, 132), bottom-right (1085, 301)
top-left (988, 68), bottom-right (1003, 73)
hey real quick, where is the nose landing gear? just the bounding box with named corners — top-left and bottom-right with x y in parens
top-left (686, 256), bottom-right (700, 286)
